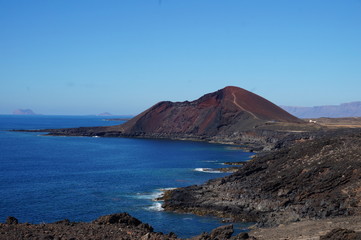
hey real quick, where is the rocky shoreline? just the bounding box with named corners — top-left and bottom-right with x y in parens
top-left (13, 124), bottom-right (324, 153)
top-left (9, 128), bottom-right (361, 238)
top-left (162, 129), bottom-right (361, 228)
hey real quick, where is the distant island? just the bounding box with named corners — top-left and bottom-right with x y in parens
top-left (12, 109), bottom-right (38, 115)
top-left (97, 112), bottom-right (113, 116)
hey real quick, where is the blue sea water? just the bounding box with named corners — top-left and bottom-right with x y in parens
top-left (0, 115), bottom-right (253, 238)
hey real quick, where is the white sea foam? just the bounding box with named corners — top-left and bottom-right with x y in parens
top-left (147, 202), bottom-right (164, 211)
top-left (135, 187), bottom-right (176, 201)
top-left (193, 168), bottom-right (222, 173)
top-left (136, 188), bottom-right (177, 212)
top-left (134, 191), bottom-right (162, 200)
top-left (142, 189), bottom-right (176, 212)
top-left (158, 187), bottom-right (177, 192)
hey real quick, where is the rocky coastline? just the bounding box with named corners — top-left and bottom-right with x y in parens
top-left (14, 125), bottom-right (324, 153)
top-left (162, 129), bottom-right (361, 228)
top-left (9, 128), bottom-right (361, 239)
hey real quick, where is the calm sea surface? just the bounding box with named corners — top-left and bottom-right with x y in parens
top-left (0, 115), bottom-right (253, 237)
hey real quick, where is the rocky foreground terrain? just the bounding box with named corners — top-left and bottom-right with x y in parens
top-left (250, 215), bottom-right (361, 240)
top-left (163, 129), bottom-right (361, 229)
top-left (4, 213), bottom-right (360, 240)
top-left (0, 213), bottom-right (254, 240)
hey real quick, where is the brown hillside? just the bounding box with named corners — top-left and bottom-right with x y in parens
top-left (36, 86), bottom-right (309, 150)
top-left (119, 86), bottom-right (303, 137)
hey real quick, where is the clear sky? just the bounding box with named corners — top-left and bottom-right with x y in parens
top-left (1, 0), bottom-right (360, 115)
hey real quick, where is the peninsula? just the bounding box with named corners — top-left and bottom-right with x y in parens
top-left (24, 86), bottom-right (320, 151)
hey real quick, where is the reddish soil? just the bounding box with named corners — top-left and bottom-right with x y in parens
top-left (119, 86), bottom-right (303, 137)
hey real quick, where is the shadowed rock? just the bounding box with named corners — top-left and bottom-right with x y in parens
top-left (6, 216), bottom-right (18, 225)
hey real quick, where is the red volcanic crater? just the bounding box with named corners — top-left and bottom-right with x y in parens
top-left (119, 86), bottom-right (302, 137)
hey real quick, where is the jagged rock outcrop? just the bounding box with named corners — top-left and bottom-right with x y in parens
top-left (163, 129), bottom-right (361, 227)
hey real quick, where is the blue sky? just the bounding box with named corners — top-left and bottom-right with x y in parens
top-left (1, 0), bottom-right (360, 115)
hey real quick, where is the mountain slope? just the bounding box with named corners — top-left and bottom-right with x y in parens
top-left (119, 86), bottom-right (303, 137)
top-left (37, 86), bottom-right (311, 150)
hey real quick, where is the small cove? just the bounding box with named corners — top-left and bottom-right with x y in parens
top-left (0, 115), bottom-right (253, 238)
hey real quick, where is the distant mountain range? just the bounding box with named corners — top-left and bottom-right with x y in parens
top-left (281, 102), bottom-right (361, 118)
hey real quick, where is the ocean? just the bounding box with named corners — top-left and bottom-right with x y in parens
top-left (0, 115), bottom-right (253, 238)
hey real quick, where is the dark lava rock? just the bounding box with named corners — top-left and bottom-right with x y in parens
top-left (93, 212), bottom-right (154, 232)
top-left (0, 213), bottom-right (250, 240)
top-left (0, 213), bottom-right (173, 240)
top-left (54, 219), bottom-right (71, 225)
top-left (320, 228), bottom-right (361, 240)
top-left (163, 130), bottom-right (361, 227)
top-left (209, 224), bottom-right (234, 239)
top-left (6, 216), bottom-right (18, 225)
top-left (233, 232), bottom-right (253, 239)
top-left (94, 212), bottom-right (141, 226)
top-left (190, 224), bottom-right (256, 240)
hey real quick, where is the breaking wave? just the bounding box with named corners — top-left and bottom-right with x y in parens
top-left (147, 202), bottom-right (164, 211)
top-left (193, 168), bottom-right (222, 173)
top-left (137, 188), bottom-right (176, 212)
